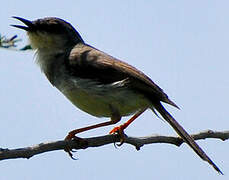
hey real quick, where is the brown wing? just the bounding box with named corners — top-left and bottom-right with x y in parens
top-left (67, 43), bottom-right (178, 108)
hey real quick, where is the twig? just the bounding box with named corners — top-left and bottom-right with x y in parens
top-left (0, 34), bottom-right (31, 50)
top-left (0, 130), bottom-right (228, 161)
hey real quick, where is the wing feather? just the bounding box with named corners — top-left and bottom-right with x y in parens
top-left (67, 43), bottom-right (178, 108)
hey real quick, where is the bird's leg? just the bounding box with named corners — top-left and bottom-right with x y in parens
top-left (65, 118), bottom-right (121, 140)
top-left (109, 108), bottom-right (147, 145)
top-left (64, 114), bottom-right (121, 157)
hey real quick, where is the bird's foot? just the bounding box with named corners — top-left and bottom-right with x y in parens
top-left (64, 133), bottom-right (88, 159)
top-left (109, 125), bottom-right (126, 146)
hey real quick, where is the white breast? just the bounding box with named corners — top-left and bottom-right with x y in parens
top-left (57, 77), bottom-right (151, 117)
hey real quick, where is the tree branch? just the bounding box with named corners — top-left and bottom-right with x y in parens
top-left (0, 34), bottom-right (31, 50)
top-left (0, 130), bottom-right (228, 161)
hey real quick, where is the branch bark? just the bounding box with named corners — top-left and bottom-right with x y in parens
top-left (0, 130), bottom-right (228, 161)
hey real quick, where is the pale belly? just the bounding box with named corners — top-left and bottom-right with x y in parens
top-left (56, 78), bottom-right (151, 117)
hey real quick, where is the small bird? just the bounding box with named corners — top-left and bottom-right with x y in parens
top-left (12, 17), bottom-right (222, 174)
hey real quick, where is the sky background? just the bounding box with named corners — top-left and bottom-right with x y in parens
top-left (1, 1), bottom-right (229, 179)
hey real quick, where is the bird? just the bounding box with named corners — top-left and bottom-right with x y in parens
top-left (12, 16), bottom-right (222, 174)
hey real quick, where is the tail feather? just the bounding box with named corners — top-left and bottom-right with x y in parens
top-left (154, 102), bottom-right (223, 174)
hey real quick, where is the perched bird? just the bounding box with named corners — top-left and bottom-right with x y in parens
top-left (12, 17), bottom-right (222, 174)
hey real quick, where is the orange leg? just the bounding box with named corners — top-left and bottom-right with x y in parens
top-left (64, 108), bottom-right (146, 156)
top-left (65, 116), bottom-right (121, 140)
top-left (109, 108), bottom-right (147, 144)
top-left (64, 116), bottom-right (121, 158)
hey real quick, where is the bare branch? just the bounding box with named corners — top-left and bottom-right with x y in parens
top-left (0, 130), bottom-right (228, 161)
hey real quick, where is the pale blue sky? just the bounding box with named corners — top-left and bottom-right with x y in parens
top-left (1, 1), bottom-right (229, 179)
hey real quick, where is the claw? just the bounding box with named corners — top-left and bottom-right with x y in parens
top-left (109, 125), bottom-right (126, 146)
top-left (64, 135), bottom-right (88, 159)
top-left (66, 149), bottom-right (78, 160)
top-left (115, 140), bottom-right (124, 147)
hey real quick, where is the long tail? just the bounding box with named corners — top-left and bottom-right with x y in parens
top-left (154, 102), bottom-right (223, 174)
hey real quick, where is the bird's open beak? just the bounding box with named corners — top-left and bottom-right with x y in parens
top-left (11, 16), bottom-right (34, 31)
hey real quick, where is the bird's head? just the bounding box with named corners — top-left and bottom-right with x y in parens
top-left (12, 17), bottom-right (84, 51)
